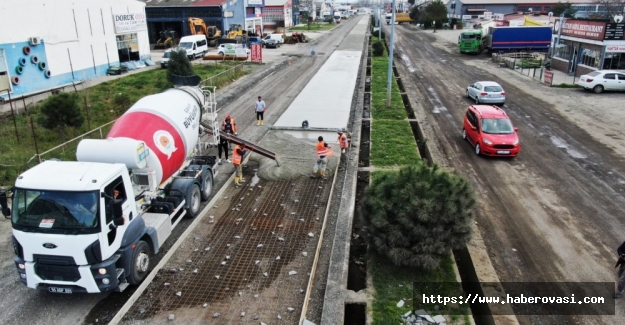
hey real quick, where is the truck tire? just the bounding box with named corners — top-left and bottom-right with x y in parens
top-left (201, 169), bottom-right (213, 201)
top-left (128, 240), bottom-right (150, 285)
top-left (186, 184), bottom-right (202, 218)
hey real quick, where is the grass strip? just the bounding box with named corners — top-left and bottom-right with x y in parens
top-left (0, 62), bottom-right (247, 185)
top-left (370, 120), bottom-right (420, 166)
top-left (289, 24), bottom-right (335, 31)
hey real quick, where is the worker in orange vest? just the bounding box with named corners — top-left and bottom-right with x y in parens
top-left (337, 128), bottom-right (349, 154)
top-left (313, 136), bottom-right (332, 177)
top-left (232, 143), bottom-right (248, 185)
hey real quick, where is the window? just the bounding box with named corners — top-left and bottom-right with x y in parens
top-left (579, 48), bottom-right (600, 68)
top-left (104, 176), bottom-right (125, 224)
top-left (618, 74), bottom-right (625, 81)
top-left (603, 52), bottom-right (625, 70)
top-left (197, 39), bottom-right (207, 47)
top-left (603, 73), bottom-right (616, 80)
top-left (467, 110), bottom-right (478, 127)
top-left (553, 42), bottom-right (572, 60)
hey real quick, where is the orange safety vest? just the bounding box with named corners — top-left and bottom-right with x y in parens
top-left (316, 141), bottom-right (330, 158)
top-left (232, 145), bottom-right (243, 165)
top-left (338, 133), bottom-right (349, 149)
top-left (222, 118), bottom-right (237, 133)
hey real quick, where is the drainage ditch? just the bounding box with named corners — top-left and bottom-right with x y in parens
top-left (346, 34), bottom-right (489, 324)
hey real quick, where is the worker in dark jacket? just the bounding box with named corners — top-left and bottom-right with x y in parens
top-left (615, 240), bottom-right (625, 298)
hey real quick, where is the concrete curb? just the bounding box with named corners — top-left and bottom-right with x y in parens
top-left (108, 172), bottom-right (235, 325)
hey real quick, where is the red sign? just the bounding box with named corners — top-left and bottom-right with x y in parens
top-left (251, 44), bottom-right (262, 63)
top-left (544, 71), bottom-right (553, 86)
top-left (556, 19), bottom-right (606, 41)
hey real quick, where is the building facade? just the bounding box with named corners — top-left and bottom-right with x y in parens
top-left (552, 18), bottom-right (625, 76)
top-left (264, 0), bottom-right (293, 29)
top-left (0, 0), bottom-right (149, 101)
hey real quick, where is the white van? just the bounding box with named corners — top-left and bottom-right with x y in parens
top-left (178, 35), bottom-right (209, 59)
top-left (263, 34), bottom-right (284, 45)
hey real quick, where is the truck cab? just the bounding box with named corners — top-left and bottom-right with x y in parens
top-left (458, 30), bottom-right (485, 54)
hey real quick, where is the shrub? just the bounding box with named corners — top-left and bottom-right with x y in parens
top-left (372, 40), bottom-right (385, 56)
top-left (363, 165), bottom-right (476, 270)
top-left (37, 93), bottom-right (84, 142)
top-left (166, 49), bottom-right (194, 83)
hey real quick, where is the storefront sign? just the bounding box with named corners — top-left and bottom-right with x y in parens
top-left (462, 15), bottom-right (472, 20)
top-left (112, 13), bottom-right (146, 34)
top-left (494, 20), bottom-right (509, 26)
top-left (251, 44), bottom-right (262, 63)
top-left (606, 45), bottom-right (625, 52)
top-left (248, 0), bottom-right (263, 5)
top-left (557, 19), bottom-right (606, 41)
top-left (544, 71), bottom-right (553, 86)
top-left (604, 23), bottom-right (625, 40)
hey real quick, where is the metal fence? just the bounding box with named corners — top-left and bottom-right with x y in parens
top-left (491, 53), bottom-right (578, 85)
top-left (198, 63), bottom-right (246, 88)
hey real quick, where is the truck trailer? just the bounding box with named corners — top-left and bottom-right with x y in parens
top-left (0, 85), bottom-right (221, 293)
top-left (485, 26), bottom-right (552, 53)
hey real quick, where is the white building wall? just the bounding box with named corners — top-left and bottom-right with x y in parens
top-left (0, 0), bottom-right (148, 98)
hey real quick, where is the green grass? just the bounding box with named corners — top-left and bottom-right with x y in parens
top-left (369, 249), bottom-right (470, 325)
top-left (289, 23), bottom-right (335, 31)
top-left (0, 62), bottom-right (247, 185)
top-left (515, 58), bottom-right (544, 69)
top-left (370, 120), bottom-right (420, 166)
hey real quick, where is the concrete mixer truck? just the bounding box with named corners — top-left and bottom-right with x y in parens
top-left (0, 85), bottom-right (220, 293)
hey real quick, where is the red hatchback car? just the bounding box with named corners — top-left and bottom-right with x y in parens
top-left (462, 105), bottom-right (520, 157)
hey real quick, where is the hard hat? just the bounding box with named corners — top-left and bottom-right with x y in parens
top-left (336, 128), bottom-right (344, 133)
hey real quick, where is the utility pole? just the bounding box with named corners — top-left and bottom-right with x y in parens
top-left (386, 0), bottom-right (396, 106)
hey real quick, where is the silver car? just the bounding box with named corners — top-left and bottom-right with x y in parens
top-left (467, 81), bottom-right (506, 105)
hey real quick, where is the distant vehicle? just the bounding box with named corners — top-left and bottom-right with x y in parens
top-left (263, 39), bottom-right (281, 48)
top-left (178, 35), bottom-right (209, 59)
top-left (484, 26), bottom-right (552, 53)
top-left (577, 70), bottom-right (625, 94)
top-left (160, 50), bottom-right (172, 68)
top-left (217, 44), bottom-right (250, 56)
top-left (263, 34), bottom-right (284, 45)
top-left (466, 81), bottom-right (506, 105)
top-left (463, 105), bottom-right (520, 157)
top-left (385, 13), bottom-right (392, 25)
top-left (248, 36), bottom-right (262, 46)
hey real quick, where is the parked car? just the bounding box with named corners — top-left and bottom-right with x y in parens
top-left (263, 39), bottom-right (281, 48)
top-left (160, 50), bottom-right (172, 68)
top-left (466, 81), bottom-right (506, 105)
top-left (248, 36), bottom-right (262, 47)
top-left (217, 44), bottom-right (250, 56)
top-left (577, 70), bottom-right (625, 94)
top-left (462, 105), bottom-right (520, 157)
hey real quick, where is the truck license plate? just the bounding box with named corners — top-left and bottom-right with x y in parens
top-left (497, 150), bottom-right (510, 154)
top-left (49, 287), bottom-right (72, 294)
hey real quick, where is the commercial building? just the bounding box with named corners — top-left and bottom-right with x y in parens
top-left (0, 0), bottom-right (149, 102)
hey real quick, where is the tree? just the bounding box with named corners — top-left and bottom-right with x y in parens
top-left (424, 0), bottom-right (448, 31)
top-left (410, 5), bottom-right (421, 21)
top-left (407, 0), bottom-right (416, 5)
top-left (37, 93), bottom-right (84, 142)
top-left (166, 49), bottom-right (195, 83)
top-left (362, 164), bottom-right (476, 270)
top-left (551, 2), bottom-right (577, 17)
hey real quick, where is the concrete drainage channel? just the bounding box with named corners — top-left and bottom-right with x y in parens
top-left (344, 35), bottom-right (492, 325)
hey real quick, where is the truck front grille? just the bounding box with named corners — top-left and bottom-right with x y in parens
top-left (33, 254), bottom-right (81, 282)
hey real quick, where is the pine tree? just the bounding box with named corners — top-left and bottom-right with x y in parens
top-left (363, 164), bottom-right (476, 270)
top-left (166, 48), bottom-right (195, 83)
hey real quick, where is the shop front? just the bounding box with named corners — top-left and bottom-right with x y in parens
top-left (551, 19), bottom-right (625, 77)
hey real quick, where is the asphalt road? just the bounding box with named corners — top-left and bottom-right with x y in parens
top-left (0, 17), bottom-right (363, 325)
top-left (392, 25), bottom-right (625, 324)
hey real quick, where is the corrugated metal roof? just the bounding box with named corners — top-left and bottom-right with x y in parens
top-left (460, 0), bottom-right (590, 4)
top-left (138, 0), bottom-right (225, 7)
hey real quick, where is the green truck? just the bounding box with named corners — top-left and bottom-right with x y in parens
top-left (458, 29), bottom-right (486, 54)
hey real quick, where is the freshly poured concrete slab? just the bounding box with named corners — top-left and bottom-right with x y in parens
top-left (273, 50), bottom-right (362, 130)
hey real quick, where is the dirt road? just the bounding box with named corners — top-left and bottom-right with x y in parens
top-left (392, 25), bottom-right (625, 324)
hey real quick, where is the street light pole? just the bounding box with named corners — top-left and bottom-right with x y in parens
top-left (386, 0), bottom-right (396, 106)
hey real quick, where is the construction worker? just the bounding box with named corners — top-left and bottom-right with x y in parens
top-left (313, 136), bottom-right (332, 177)
top-left (337, 128), bottom-right (349, 154)
top-left (222, 113), bottom-right (237, 135)
top-left (232, 143), bottom-right (248, 185)
top-left (254, 96), bottom-right (266, 126)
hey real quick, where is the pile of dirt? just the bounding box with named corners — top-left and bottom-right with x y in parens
top-left (250, 131), bottom-right (339, 181)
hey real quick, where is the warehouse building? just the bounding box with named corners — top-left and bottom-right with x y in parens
top-left (0, 0), bottom-right (150, 102)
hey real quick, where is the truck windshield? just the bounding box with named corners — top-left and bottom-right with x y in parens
top-left (12, 189), bottom-right (100, 233)
top-left (178, 42), bottom-right (193, 49)
top-left (461, 34), bottom-right (478, 40)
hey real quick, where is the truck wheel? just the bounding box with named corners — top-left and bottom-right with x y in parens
top-left (185, 184), bottom-right (202, 218)
top-left (128, 241), bottom-right (150, 285)
top-left (201, 170), bottom-right (213, 201)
